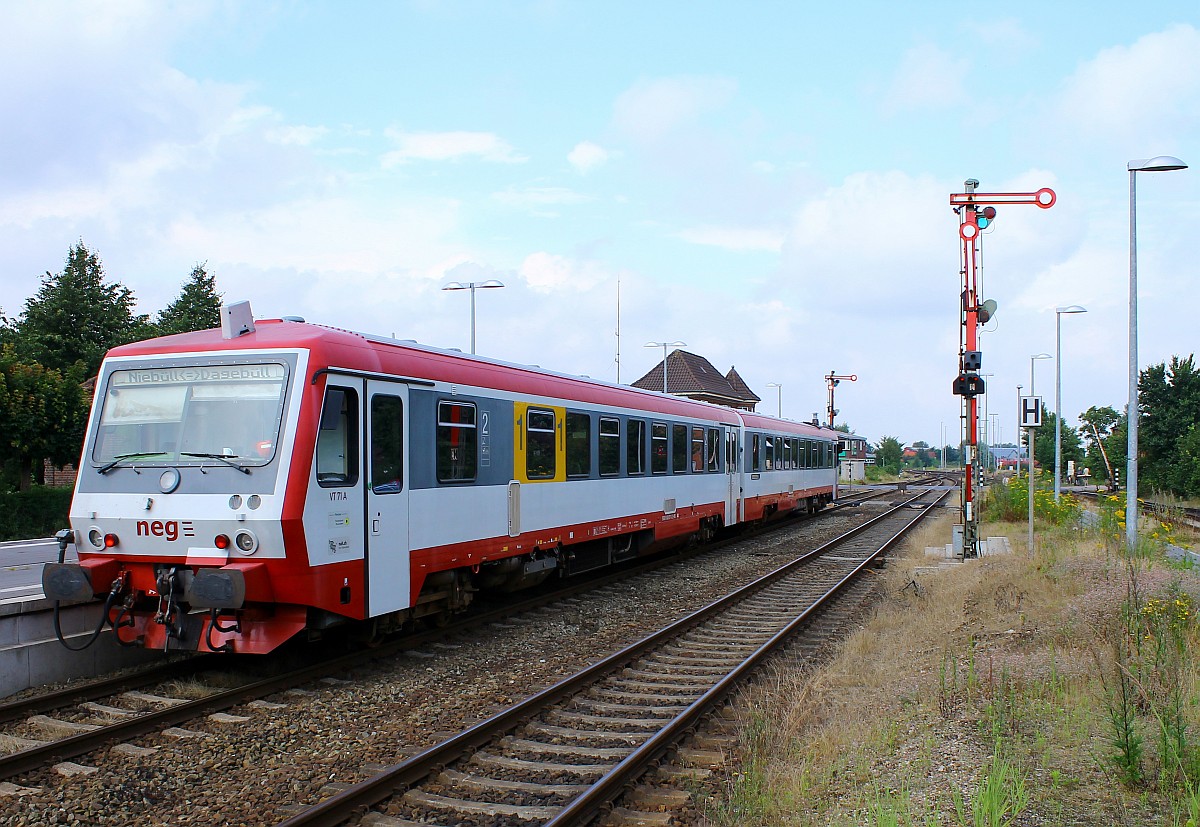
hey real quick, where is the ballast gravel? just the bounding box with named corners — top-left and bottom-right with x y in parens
top-left (1, 509), bottom-right (877, 827)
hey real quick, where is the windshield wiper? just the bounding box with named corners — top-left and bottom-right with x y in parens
top-left (180, 452), bottom-right (252, 475)
top-left (98, 452), bottom-right (169, 475)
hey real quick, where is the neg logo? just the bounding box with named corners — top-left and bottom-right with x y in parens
top-left (135, 520), bottom-right (196, 542)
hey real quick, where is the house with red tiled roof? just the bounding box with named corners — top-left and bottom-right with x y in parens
top-left (631, 350), bottom-right (761, 411)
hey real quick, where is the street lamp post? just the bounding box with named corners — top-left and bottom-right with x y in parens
top-left (1055, 305), bottom-right (1087, 502)
top-left (1015, 384), bottom-right (1022, 475)
top-left (766, 383), bottom-right (782, 418)
top-left (442, 280), bottom-right (505, 355)
top-left (989, 413), bottom-right (999, 472)
top-left (979, 373), bottom-right (994, 474)
top-left (1028, 353), bottom-right (1051, 554)
top-left (644, 341), bottom-right (686, 394)
top-left (1127, 155), bottom-right (1187, 550)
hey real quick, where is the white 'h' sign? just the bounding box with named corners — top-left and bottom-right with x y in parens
top-left (1020, 396), bottom-right (1042, 428)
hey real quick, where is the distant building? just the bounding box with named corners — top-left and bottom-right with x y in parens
top-left (631, 350), bottom-right (761, 411)
top-left (990, 445), bottom-right (1027, 471)
top-left (902, 446), bottom-right (939, 464)
top-left (838, 434), bottom-right (873, 482)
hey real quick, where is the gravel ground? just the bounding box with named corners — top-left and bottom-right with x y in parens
top-left (0, 508), bottom-right (877, 827)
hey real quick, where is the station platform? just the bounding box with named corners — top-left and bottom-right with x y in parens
top-left (0, 537), bottom-right (161, 698)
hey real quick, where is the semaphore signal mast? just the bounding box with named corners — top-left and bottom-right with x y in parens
top-left (950, 179), bottom-right (1055, 558)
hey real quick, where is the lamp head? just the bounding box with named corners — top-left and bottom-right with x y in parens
top-left (442, 282), bottom-right (466, 291)
top-left (1031, 353), bottom-right (1052, 360)
top-left (1128, 156), bottom-right (1188, 172)
top-left (1055, 305), bottom-right (1087, 315)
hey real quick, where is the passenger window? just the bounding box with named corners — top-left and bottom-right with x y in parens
top-left (672, 424), bottom-right (688, 473)
top-left (691, 426), bottom-right (704, 472)
top-left (781, 438), bottom-right (792, 470)
top-left (526, 408), bottom-right (557, 480)
top-left (707, 428), bottom-right (720, 472)
top-left (370, 395), bottom-right (403, 493)
top-left (627, 419), bottom-right (646, 475)
top-left (752, 434), bottom-right (761, 471)
top-left (651, 423), bottom-right (668, 474)
top-left (437, 401), bottom-right (477, 483)
top-left (566, 412), bottom-right (591, 478)
top-left (316, 387), bottom-right (358, 486)
top-left (599, 417), bottom-right (620, 476)
top-left (765, 436), bottom-right (775, 471)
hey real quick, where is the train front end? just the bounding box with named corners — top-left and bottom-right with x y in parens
top-left (43, 320), bottom-right (314, 653)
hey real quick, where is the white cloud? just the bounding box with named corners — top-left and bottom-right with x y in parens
top-left (961, 18), bottom-right (1038, 53)
top-left (612, 76), bottom-right (737, 143)
top-left (381, 130), bottom-right (527, 166)
top-left (884, 43), bottom-right (968, 115)
top-left (518, 252), bottom-right (609, 293)
top-left (166, 196), bottom-right (463, 275)
top-left (491, 187), bottom-right (594, 210)
top-left (1053, 24), bottom-right (1200, 148)
top-left (568, 141), bottom-right (610, 173)
top-left (783, 170), bottom-right (955, 304)
top-left (266, 125), bottom-right (330, 147)
top-left (676, 226), bottom-right (783, 253)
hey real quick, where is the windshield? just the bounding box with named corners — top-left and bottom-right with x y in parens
top-left (91, 363), bottom-right (289, 467)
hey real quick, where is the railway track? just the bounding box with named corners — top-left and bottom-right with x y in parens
top-left (275, 486), bottom-right (949, 827)
top-left (0, 490), bottom-right (884, 793)
top-left (1074, 490), bottom-right (1200, 532)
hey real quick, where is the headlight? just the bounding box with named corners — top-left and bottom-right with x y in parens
top-left (234, 530), bottom-right (258, 555)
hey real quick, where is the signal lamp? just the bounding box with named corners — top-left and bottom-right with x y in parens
top-left (214, 534), bottom-right (231, 550)
top-left (952, 374), bottom-right (986, 397)
top-left (103, 533), bottom-right (119, 548)
top-left (976, 205), bottom-right (998, 229)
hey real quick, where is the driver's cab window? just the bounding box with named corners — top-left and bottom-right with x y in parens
top-left (317, 386), bottom-right (358, 486)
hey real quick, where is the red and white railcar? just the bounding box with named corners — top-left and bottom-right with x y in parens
top-left (45, 303), bottom-right (838, 653)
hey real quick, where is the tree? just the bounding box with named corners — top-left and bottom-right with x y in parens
top-left (876, 436), bottom-right (903, 474)
top-left (1079, 405), bottom-right (1124, 483)
top-left (156, 263), bottom-right (222, 336)
top-left (1176, 423), bottom-right (1200, 498)
top-left (0, 345), bottom-right (89, 491)
top-left (1138, 355), bottom-right (1200, 497)
top-left (13, 242), bottom-right (151, 377)
top-left (1032, 406), bottom-right (1085, 478)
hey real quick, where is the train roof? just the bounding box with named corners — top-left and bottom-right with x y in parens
top-left (107, 314), bottom-right (843, 437)
top-left (105, 315), bottom-right (757, 424)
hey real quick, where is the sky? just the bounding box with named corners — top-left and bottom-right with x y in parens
top-left (0, 1), bottom-right (1196, 448)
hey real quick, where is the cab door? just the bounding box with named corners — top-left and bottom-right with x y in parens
top-left (726, 428), bottom-right (741, 525)
top-left (365, 379), bottom-right (410, 616)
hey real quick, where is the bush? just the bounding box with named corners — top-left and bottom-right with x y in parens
top-left (982, 473), bottom-right (1080, 525)
top-left (865, 465), bottom-right (895, 482)
top-left (0, 486), bottom-right (73, 541)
